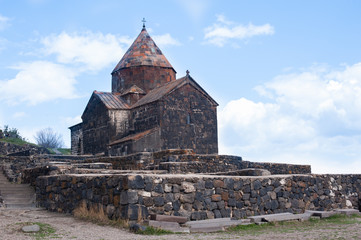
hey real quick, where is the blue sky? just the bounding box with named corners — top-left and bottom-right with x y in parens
top-left (1, 0), bottom-right (361, 173)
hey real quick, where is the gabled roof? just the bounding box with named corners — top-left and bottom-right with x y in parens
top-left (121, 85), bottom-right (146, 96)
top-left (109, 127), bottom-right (159, 146)
top-left (131, 74), bottom-right (218, 108)
top-left (93, 91), bottom-right (130, 110)
top-left (112, 27), bottom-right (175, 73)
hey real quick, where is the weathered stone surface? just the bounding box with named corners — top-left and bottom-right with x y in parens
top-left (22, 224), bottom-right (40, 233)
top-left (148, 220), bottom-right (190, 233)
top-left (249, 213), bottom-right (292, 223)
top-left (182, 182), bottom-right (195, 193)
top-left (211, 194), bottom-right (221, 202)
top-left (180, 193), bottom-right (194, 203)
top-left (150, 214), bottom-right (187, 223)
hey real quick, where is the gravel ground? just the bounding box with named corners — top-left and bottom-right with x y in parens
top-left (1, 208), bottom-right (361, 240)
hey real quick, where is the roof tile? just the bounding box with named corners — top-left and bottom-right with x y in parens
top-left (112, 28), bottom-right (174, 73)
top-left (94, 91), bottom-right (130, 109)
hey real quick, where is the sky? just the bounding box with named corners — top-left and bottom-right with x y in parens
top-left (1, 0), bottom-right (361, 174)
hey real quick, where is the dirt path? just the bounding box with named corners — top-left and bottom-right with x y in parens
top-left (1, 208), bottom-right (361, 240)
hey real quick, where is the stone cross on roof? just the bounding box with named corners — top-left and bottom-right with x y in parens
top-left (142, 18), bottom-right (146, 28)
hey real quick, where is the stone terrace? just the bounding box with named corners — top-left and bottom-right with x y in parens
top-left (1, 149), bottom-right (361, 223)
top-left (36, 172), bottom-right (361, 221)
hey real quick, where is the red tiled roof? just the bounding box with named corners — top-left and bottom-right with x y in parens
top-left (109, 127), bottom-right (159, 145)
top-left (112, 27), bottom-right (174, 73)
top-left (94, 91), bottom-right (130, 109)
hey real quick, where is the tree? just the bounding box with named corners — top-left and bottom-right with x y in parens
top-left (2, 125), bottom-right (24, 139)
top-left (34, 128), bottom-right (64, 148)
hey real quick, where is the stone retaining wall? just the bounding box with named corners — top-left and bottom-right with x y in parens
top-left (92, 151), bottom-right (311, 175)
top-left (0, 141), bottom-right (49, 156)
top-left (0, 150), bottom-right (311, 183)
top-left (36, 173), bottom-right (361, 221)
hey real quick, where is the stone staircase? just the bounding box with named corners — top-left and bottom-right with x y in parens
top-left (0, 171), bottom-right (36, 209)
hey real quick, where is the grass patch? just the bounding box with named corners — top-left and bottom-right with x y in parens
top-left (57, 148), bottom-right (71, 155)
top-left (46, 148), bottom-right (56, 154)
top-left (17, 222), bottom-right (58, 240)
top-left (228, 222), bottom-right (273, 232)
top-left (73, 200), bottom-right (129, 228)
top-left (226, 214), bottom-right (361, 236)
top-left (137, 226), bottom-right (174, 235)
top-left (0, 138), bottom-right (36, 146)
top-left (73, 201), bottom-right (174, 235)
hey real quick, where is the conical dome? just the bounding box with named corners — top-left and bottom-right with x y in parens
top-left (111, 27), bottom-right (177, 94)
top-left (112, 27), bottom-right (174, 73)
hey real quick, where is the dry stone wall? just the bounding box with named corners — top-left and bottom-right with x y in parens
top-left (0, 142), bottom-right (49, 156)
top-left (90, 151), bottom-right (311, 175)
top-left (36, 173), bottom-right (361, 221)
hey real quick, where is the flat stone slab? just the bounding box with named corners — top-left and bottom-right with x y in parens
top-left (334, 209), bottom-right (361, 216)
top-left (186, 217), bottom-right (242, 225)
top-left (305, 210), bottom-right (337, 218)
top-left (186, 217), bottom-right (246, 231)
top-left (263, 213), bottom-right (311, 222)
top-left (150, 214), bottom-right (187, 223)
top-left (148, 220), bottom-right (189, 233)
top-left (22, 224), bottom-right (40, 232)
top-left (248, 212), bottom-right (292, 223)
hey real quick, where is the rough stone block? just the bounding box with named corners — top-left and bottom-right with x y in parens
top-left (211, 194), bottom-right (221, 202)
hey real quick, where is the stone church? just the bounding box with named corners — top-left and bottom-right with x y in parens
top-left (69, 24), bottom-right (218, 156)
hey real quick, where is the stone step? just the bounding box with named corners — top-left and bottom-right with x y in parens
top-left (1, 192), bottom-right (34, 195)
top-left (150, 214), bottom-right (188, 223)
top-left (5, 203), bottom-right (37, 209)
top-left (0, 183), bottom-right (32, 187)
top-left (3, 196), bottom-right (35, 200)
top-left (148, 220), bottom-right (190, 233)
top-left (334, 209), bottom-right (361, 216)
top-left (186, 218), bottom-right (246, 228)
top-left (0, 188), bottom-right (34, 191)
top-left (1, 188), bottom-right (34, 191)
top-left (262, 213), bottom-right (311, 222)
top-left (185, 217), bottom-right (249, 233)
top-left (4, 200), bottom-right (35, 205)
top-left (248, 212), bottom-right (292, 223)
top-left (305, 210), bottom-right (337, 218)
top-left (0, 172), bottom-right (38, 209)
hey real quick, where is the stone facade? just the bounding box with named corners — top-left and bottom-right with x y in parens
top-left (112, 66), bottom-right (176, 94)
top-left (69, 123), bottom-right (82, 155)
top-left (69, 26), bottom-right (218, 156)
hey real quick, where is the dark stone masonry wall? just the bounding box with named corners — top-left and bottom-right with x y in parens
top-left (36, 173), bottom-right (361, 221)
top-left (88, 151), bottom-right (311, 174)
top-left (159, 83), bottom-right (218, 154)
top-left (0, 141), bottom-right (49, 156)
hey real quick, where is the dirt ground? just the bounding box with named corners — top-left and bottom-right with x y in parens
top-left (1, 208), bottom-right (361, 240)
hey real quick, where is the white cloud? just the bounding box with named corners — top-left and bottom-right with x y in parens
top-left (204, 14), bottom-right (274, 47)
top-left (12, 112), bottom-right (26, 119)
top-left (41, 32), bottom-right (130, 72)
top-left (219, 63), bottom-right (361, 174)
top-left (0, 61), bottom-right (78, 105)
top-left (153, 33), bottom-right (181, 47)
top-left (176, 0), bottom-right (208, 22)
top-left (0, 14), bottom-right (10, 31)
